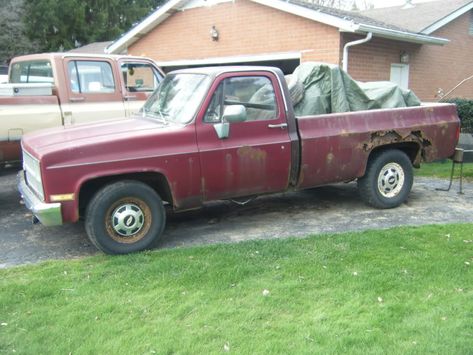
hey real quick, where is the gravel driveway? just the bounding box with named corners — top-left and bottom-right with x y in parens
top-left (1, 166), bottom-right (472, 268)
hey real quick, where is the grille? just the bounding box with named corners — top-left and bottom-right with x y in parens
top-left (23, 150), bottom-right (44, 200)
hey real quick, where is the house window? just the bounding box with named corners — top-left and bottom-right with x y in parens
top-left (390, 64), bottom-right (409, 89)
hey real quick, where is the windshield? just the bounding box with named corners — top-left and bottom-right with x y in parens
top-left (142, 73), bottom-right (211, 125)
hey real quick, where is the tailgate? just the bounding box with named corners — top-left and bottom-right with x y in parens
top-left (0, 95), bottom-right (62, 141)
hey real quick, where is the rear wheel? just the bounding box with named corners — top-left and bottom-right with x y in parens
top-left (358, 149), bottom-right (413, 209)
top-left (85, 180), bottom-right (165, 254)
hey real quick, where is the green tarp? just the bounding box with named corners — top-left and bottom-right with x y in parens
top-left (291, 62), bottom-right (421, 116)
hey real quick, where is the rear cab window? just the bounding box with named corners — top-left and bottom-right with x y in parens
top-left (9, 60), bottom-right (54, 83)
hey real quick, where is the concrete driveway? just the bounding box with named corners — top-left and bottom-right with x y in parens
top-left (1, 166), bottom-right (472, 268)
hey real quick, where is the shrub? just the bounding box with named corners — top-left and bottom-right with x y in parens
top-left (445, 98), bottom-right (473, 133)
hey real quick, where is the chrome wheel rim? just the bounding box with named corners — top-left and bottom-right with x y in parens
top-left (377, 162), bottom-right (405, 198)
top-left (111, 203), bottom-right (145, 237)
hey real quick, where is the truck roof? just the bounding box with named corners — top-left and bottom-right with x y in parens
top-left (170, 66), bottom-right (284, 78)
top-left (10, 52), bottom-right (156, 63)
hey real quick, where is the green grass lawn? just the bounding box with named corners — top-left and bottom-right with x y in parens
top-left (416, 161), bottom-right (473, 180)
top-left (1, 224), bottom-right (472, 354)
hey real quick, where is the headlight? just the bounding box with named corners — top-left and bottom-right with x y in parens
top-left (23, 150), bottom-right (44, 201)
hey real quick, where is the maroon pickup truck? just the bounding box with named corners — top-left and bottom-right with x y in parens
top-left (18, 66), bottom-right (460, 254)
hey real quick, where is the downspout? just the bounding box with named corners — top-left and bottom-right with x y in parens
top-left (342, 32), bottom-right (373, 72)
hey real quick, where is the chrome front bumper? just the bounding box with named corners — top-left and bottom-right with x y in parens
top-left (17, 171), bottom-right (63, 226)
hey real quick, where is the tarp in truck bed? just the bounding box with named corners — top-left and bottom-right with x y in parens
top-left (291, 62), bottom-right (421, 117)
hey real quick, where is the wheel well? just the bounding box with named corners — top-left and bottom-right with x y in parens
top-left (369, 142), bottom-right (421, 166)
top-left (78, 172), bottom-right (173, 218)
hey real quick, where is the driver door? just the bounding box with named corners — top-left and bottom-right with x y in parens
top-left (196, 72), bottom-right (292, 201)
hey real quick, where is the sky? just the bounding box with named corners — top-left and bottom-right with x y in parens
top-left (368, 0), bottom-right (436, 8)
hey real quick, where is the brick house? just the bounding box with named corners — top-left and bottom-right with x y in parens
top-left (106, 0), bottom-right (473, 101)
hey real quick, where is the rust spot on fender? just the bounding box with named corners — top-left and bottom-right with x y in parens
top-left (360, 130), bottom-right (434, 164)
top-left (237, 146), bottom-right (267, 161)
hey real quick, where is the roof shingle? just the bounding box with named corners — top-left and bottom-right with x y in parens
top-left (360, 0), bottom-right (473, 33)
top-left (288, 0), bottom-right (412, 32)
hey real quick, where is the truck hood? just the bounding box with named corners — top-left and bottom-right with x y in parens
top-left (23, 117), bottom-right (165, 152)
top-left (21, 116), bottom-right (192, 168)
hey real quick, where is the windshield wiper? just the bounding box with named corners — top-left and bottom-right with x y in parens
top-left (142, 107), bottom-right (169, 125)
top-left (157, 108), bottom-right (168, 125)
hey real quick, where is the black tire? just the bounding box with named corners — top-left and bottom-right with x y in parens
top-left (358, 149), bottom-right (413, 209)
top-left (85, 180), bottom-right (166, 254)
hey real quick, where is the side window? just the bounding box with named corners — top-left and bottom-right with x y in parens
top-left (204, 84), bottom-right (224, 123)
top-left (204, 76), bottom-right (278, 123)
top-left (121, 63), bottom-right (163, 92)
top-left (67, 61), bottom-right (115, 94)
top-left (10, 60), bottom-right (53, 83)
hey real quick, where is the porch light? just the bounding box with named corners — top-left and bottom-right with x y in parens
top-left (210, 25), bottom-right (219, 41)
top-left (400, 51), bottom-right (410, 63)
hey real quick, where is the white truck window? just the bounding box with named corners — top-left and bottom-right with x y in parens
top-left (10, 60), bottom-right (54, 83)
top-left (68, 61), bottom-right (115, 94)
top-left (121, 63), bottom-right (163, 92)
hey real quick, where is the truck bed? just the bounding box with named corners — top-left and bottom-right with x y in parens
top-left (0, 95), bottom-right (62, 163)
top-left (295, 103), bottom-right (459, 189)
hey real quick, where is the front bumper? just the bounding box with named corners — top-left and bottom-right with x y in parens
top-left (17, 171), bottom-right (63, 226)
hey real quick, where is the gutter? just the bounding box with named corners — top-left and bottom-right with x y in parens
top-left (342, 32), bottom-right (372, 72)
top-left (356, 24), bottom-right (449, 45)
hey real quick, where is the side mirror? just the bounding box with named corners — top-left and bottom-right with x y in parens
top-left (213, 105), bottom-right (247, 139)
top-left (213, 122), bottom-right (229, 139)
top-left (222, 105), bottom-right (247, 123)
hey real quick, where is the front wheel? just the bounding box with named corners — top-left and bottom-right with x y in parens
top-left (85, 181), bottom-right (166, 254)
top-left (358, 149), bottom-right (413, 209)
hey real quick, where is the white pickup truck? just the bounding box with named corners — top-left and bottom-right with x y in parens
top-left (0, 53), bottom-right (164, 165)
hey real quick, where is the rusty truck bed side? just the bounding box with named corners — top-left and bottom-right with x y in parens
top-left (295, 103), bottom-right (459, 189)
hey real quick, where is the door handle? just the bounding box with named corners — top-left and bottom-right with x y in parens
top-left (268, 123), bottom-right (288, 129)
top-left (124, 95), bottom-right (137, 101)
top-left (69, 97), bottom-right (85, 102)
